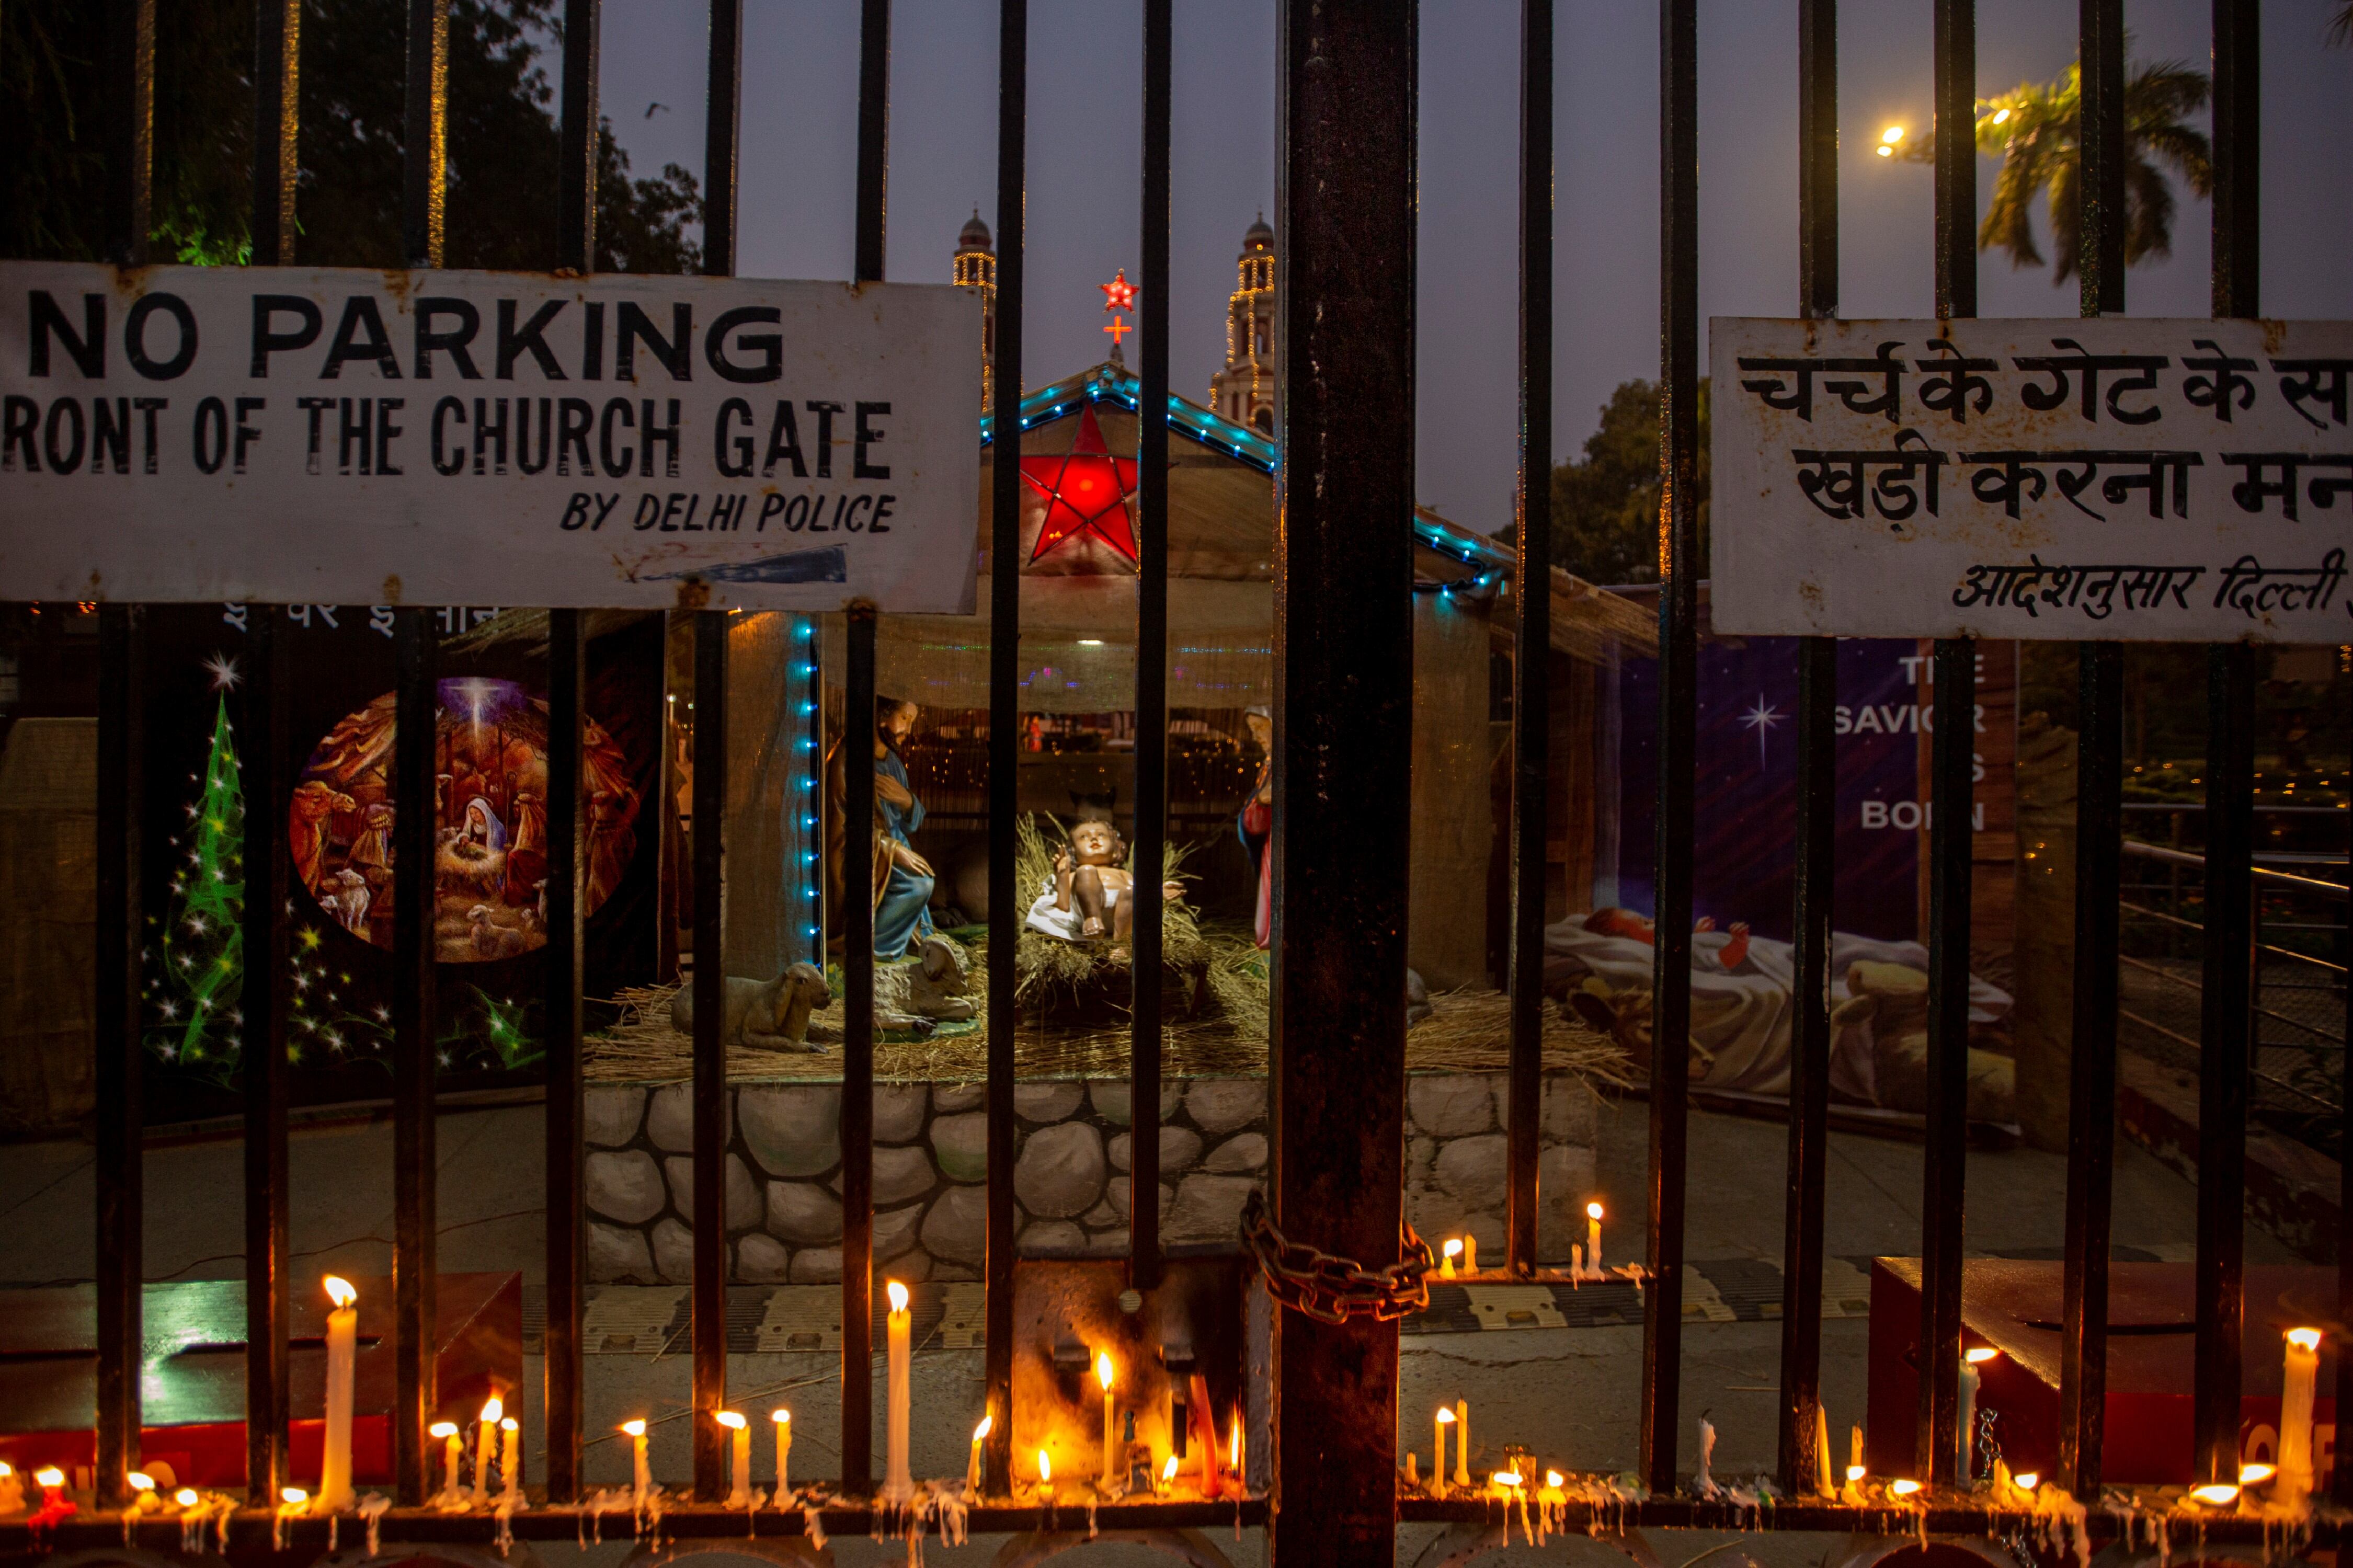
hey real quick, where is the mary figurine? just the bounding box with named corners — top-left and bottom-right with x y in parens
top-left (828, 696), bottom-right (936, 962)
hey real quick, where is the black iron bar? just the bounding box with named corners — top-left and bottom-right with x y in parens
top-left (1916, 638), bottom-right (1974, 1487)
top-left (556, 0), bottom-right (599, 276)
top-left (94, 603), bottom-right (145, 1505)
top-left (1915, 0), bottom-right (1974, 1492)
top-left (250, 0), bottom-right (300, 266)
top-left (543, 0), bottom-right (598, 1502)
top-left (1271, 1), bottom-right (1415, 1558)
top-left (2194, 0), bottom-right (2257, 1488)
top-left (2195, 643), bottom-right (2255, 1484)
top-left (543, 610), bottom-right (587, 1502)
top-left (1642, 0), bottom-right (1698, 1496)
top-left (837, 5), bottom-right (890, 1492)
top-left (1775, 0), bottom-right (1836, 1498)
top-left (2061, 642), bottom-right (2122, 1494)
top-left (981, 0), bottom-right (1025, 1498)
top-left (1130, 0), bottom-right (1171, 1292)
top-left (1504, 0), bottom-right (1553, 1283)
top-left (239, 609), bottom-right (288, 1508)
top-left (391, 610), bottom-right (439, 1503)
top-left (2057, 0), bottom-right (2123, 1499)
top-left (104, 0), bottom-right (154, 267)
top-left (703, 0), bottom-right (743, 279)
top-left (854, 0), bottom-right (889, 284)
top-left (94, 6), bottom-right (151, 1505)
top-left (402, 0), bottom-right (449, 268)
top-left (841, 608), bottom-right (878, 1493)
top-left (690, 613), bottom-right (728, 1502)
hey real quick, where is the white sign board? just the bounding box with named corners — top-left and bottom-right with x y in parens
top-left (0, 264), bottom-right (981, 612)
top-left (1710, 317), bottom-right (2350, 641)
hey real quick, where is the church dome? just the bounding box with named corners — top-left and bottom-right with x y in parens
top-left (1242, 211), bottom-right (1274, 250)
top-left (957, 209), bottom-right (994, 251)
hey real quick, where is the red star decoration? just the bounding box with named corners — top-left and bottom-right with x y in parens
top-left (1100, 268), bottom-right (1138, 313)
top-left (1019, 404), bottom-right (1139, 565)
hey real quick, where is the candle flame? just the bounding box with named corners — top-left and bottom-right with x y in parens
top-left (1095, 1350), bottom-right (1115, 1391)
top-left (1230, 1418), bottom-right (1241, 1468)
top-left (2013, 1472), bottom-right (2039, 1491)
top-left (774, 1409), bottom-right (792, 1426)
top-left (2288, 1327), bottom-right (2323, 1351)
top-left (323, 1275), bottom-right (357, 1309)
top-left (1436, 1407), bottom-right (1456, 1425)
top-left (1889, 1479), bottom-right (1921, 1496)
top-left (1494, 1470), bottom-right (1523, 1487)
top-left (1846, 1465), bottom-right (1867, 1483)
top-left (431, 1422), bottom-right (458, 1438)
top-left (621, 1420), bottom-right (647, 1437)
top-left (501, 1417), bottom-right (518, 1432)
top-left (1586, 1201), bottom-right (1604, 1221)
top-left (1037, 1450), bottom-right (1052, 1482)
top-left (281, 1487), bottom-right (308, 1506)
top-left (973, 1416), bottom-right (992, 1441)
top-left (174, 1489), bottom-right (199, 1507)
top-left (481, 1396), bottom-right (504, 1424)
top-left (887, 1279), bottom-right (910, 1313)
top-left (0, 1463), bottom-right (11, 1478)
top-left (715, 1411), bottom-right (747, 1429)
top-left (1964, 1346), bottom-right (1999, 1364)
top-left (35, 1469), bottom-right (64, 1488)
top-left (1442, 1239), bottom-right (1464, 1260)
top-left (2189, 1482), bottom-right (2241, 1506)
top-left (128, 1472), bottom-right (155, 1492)
top-left (1546, 1470), bottom-right (1565, 1488)
top-left (1162, 1455), bottom-right (1179, 1481)
top-left (2238, 1462), bottom-right (2276, 1485)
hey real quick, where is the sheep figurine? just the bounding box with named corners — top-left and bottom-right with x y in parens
top-left (669, 962), bottom-right (832, 1054)
top-left (466, 903), bottom-right (530, 961)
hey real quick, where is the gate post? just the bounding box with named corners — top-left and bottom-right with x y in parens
top-left (1270, 2), bottom-right (1416, 1561)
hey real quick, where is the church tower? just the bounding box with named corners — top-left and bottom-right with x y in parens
top-left (952, 209), bottom-right (998, 409)
top-left (1207, 214), bottom-right (1277, 436)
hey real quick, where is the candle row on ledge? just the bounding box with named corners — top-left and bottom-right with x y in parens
top-left (1434, 1202), bottom-right (1628, 1284)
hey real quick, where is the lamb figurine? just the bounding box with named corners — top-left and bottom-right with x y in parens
top-left (669, 962), bottom-right (832, 1053)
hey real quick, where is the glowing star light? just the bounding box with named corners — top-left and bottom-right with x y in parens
top-left (1100, 269), bottom-right (1138, 313)
top-left (1019, 403), bottom-right (1140, 565)
top-left (202, 652), bottom-right (243, 690)
top-left (1739, 694), bottom-right (1785, 769)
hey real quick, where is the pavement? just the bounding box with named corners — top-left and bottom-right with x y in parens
top-left (0, 1091), bottom-right (2299, 1567)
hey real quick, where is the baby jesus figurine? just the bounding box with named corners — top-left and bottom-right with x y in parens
top-left (1024, 818), bottom-right (1184, 956)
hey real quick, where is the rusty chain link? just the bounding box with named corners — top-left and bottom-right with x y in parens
top-left (1238, 1187), bottom-right (1435, 1325)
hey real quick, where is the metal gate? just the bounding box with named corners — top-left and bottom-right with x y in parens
top-left (12, 0), bottom-right (2346, 1564)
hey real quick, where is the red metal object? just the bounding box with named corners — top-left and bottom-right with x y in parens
top-left (0, 1273), bottom-right (520, 1491)
top-left (1869, 1258), bottom-right (2338, 1486)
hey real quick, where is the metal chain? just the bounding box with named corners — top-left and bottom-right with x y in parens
top-left (1238, 1187), bottom-right (1435, 1325)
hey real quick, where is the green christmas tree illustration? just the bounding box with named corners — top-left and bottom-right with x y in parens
top-left (145, 681), bottom-right (245, 1072)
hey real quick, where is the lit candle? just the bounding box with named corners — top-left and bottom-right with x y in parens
top-left (431, 1422), bottom-right (461, 1500)
top-left (126, 1471), bottom-right (157, 1514)
top-left (499, 1417), bottom-right (520, 1504)
top-left (1958, 1347), bottom-right (1997, 1481)
top-left (2278, 1328), bottom-right (2323, 1504)
top-left (1159, 1455), bottom-right (1178, 1495)
top-left (1229, 1411), bottom-right (1242, 1487)
top-left (1851, 1423), bottom-right (1865, 1478)
top-left (1453, 1399), bottom-right (1470, 1488)
top-left (0, 1462), bottom-right (21, 1514)
top-left (32, 1468), bottom-right (65, 1513)
top-left (473, 1396), bottom-right (503, 1504)
top-left (621, 1421), bottom-right (650, 1512)
top-left (715, 1412), bottom-right (749, 1507)
top-left (966, 1416), bottom-right (990, 1495)
top-left (1096, 1351), bottom-right (1118, 1489)
top-left (1586, 1203), bottom-right (1605, 1277)
top-left (319, 1276), bottom-right (359, 1510)
top-left (1434, 1405), bottom-right (1454, 1494)
top-left (886, 1281), bottom-right (913, 1500)
top-left (1441, 1239), bottom-right (1461, 1279)
top-left (773, 1410), bottom-right (793, 1500)
top-left (1036, 1449), bottom-right (1054, 1503)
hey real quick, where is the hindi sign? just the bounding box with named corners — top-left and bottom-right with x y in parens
top-left (1710, 317), bottom-right (2351, 641)
top-left (0, 264), bottom-right (981, 611)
